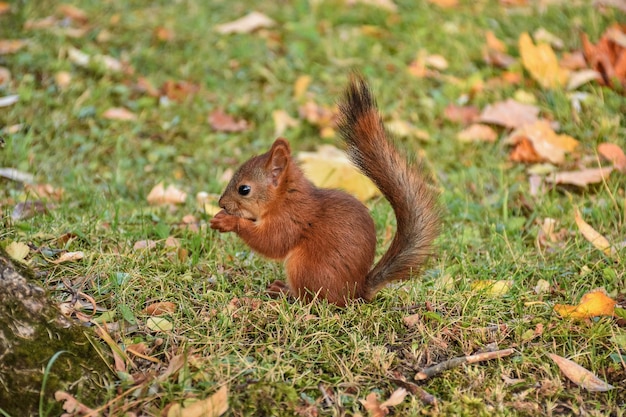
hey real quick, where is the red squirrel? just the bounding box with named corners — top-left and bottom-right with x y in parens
top-left (210, 75), bottom-right (440, 306)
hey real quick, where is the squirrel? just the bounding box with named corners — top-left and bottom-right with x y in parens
top-left (210, 75), bottom-right (440, 307)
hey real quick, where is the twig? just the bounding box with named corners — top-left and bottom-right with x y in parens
top-left (415, 348), bottom-right (515, 381)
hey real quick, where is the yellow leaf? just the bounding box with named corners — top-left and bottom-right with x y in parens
top-left (507, 120), bottom-right (579, 164)
top-left (554, 289), bottom-right (616, 319)
top-left (51, 251), bottom-right (85, 264)
top-left (297, 145), bottom-right (380, 202)
top-left (168, 386), bottom-right (229, 417)
top-left (518, 32), bottom-right (569, 88)
top-left (293, 75), bottom-right (311, 101)
top-left (574, 209), bottom-right (613, 256)
top-left (471, 280), bottom-right (513, 296)
top-left (548, 353), bottom-right (614, 391)
top-left (147, 182), bottom-right (187, 205)
top-left (6, 241), bottom-right (30, 262)
top-left (146, 317), bottom-right (173, 332)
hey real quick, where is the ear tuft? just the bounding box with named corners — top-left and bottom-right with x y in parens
top-left (267, 138), bottom-right (291, 186)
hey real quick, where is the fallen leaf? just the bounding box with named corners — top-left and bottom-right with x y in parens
top-left (548, 353), bottom-right (615, 391)
top-left (0, 95), bottom-right (18, 107)
top-left (507, 120), bottom-right (579, 164)
top-left (298, 145), bottom-right (380, 202)
top-left (133, 240), bottom-right (157, 250)
top-left (471, 280), bottom-right (513, 296)
top-left (55, 391), bottom-right (97, 415)
top-left (6, 241), bottom-right (30, 262)
top-left (0, 2), bottom-right (10, 15)
top-left (0, 66), bottom-right (10, 86)
top-left (215, 11), bottom-right (275, 34)
top-left (519, 32), bottom-right (569, 88)
top-left (426, 0), bottom-right (458, 7)
top-left (208, 109), bottom-right (248, 132)
top-left (546, 167), bottom-right (613, 187)
top-left (533, 28), bottom-right (564, 49)
top-left (533, 279), bottom-right (550, 294)
top-left (24, 183), bottom-right (64, 201)
top-left (0, 39), bottom-right (27, 54)
top-left (57, 4), bottom-right (89, 23)
top-left (574, 209), bottom-right (613, 256)
top-left (425, 54), bottom-right (448, 70)
top-left (298, 101), bottom-right (338, 137)
top-left (444, 104), bottom-right (480, 125)
top-left (103, 107), bottom-right (137, 121)
top-left (560, 51), bottom-right (587, 70)
top-left (385, 119), bottom-right (430, 140)
top-left (402, 313), bottom-right (421, 328)
top-left (360, 388), bottom-right (407, 417)
top-left (598, 142), bottom-right (626, 172)
top-left (147, 182), bottom-right (187, 205)
top-left (167, 386), bottom-right (229, 417)
top-left (479, 99), bottom-right (540, 129)
top-left (161, 80), bottom-right (200, 102)
top-left (457, 124), bottom-right (497, 143)
top-left (146, 317), bottom-right (173, 332)
top-left (536, 218), bottom-right (568, 250)
top-left (566, 69), bottom-right (601, 90)
top-left (143, 301), bottom-right (177, 316)
top-left (554, 289), bottom-right (616, 319)
top-left (51, 251), bottom-right (85, 264)
top-left (154, 26), bottom-right (175, 42)
top-left (54, 71), bottom-right (72, 89)
top-left (484, 31), bottom-right (516, 68)
top-left (165, 236), bottom-right (180, 248)
top-left (272, 109), bottom-right (299, 137)
top-left (509, 137), bottom-right (542, 163)
top-left (581, 24), bottom-right (626, 90)
top-left (67, 47), bottom-right (123, 72)
top-left (293, 75), bottom-right (312, 100)
top-left (348, 0), bottom-right (398, 11)
top-left (12, 201), bottom-right (50, 220)
top-left (0, 167), bottom-right (34, 183)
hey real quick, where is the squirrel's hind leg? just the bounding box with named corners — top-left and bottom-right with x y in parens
top-left (266, 280), bottom-right (292, 300)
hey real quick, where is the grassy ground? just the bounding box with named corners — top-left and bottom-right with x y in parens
top-left (1, 0), bottom-right (625, 415)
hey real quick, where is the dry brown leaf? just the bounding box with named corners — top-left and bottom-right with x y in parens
top-left (51, 251), bottom-right (85, 264)
top-left (12, 201), bottom-right (50, 221)
top-left (347, 0), bottom-right (398, 11)
top-left (57, 4), bottom-right (89, 23)
top-left (147, 182), bottom-right (187, 205)
top-left (559, 51), bottom-right (588, 70)
top-left (536, 218), bottom-right (568, 250)
top-left (167, 386), bottom-right (228, 417)
top-left (554, 289), bottom-right (616, 319)
top-left (402, 313), bottom-right (421, 328)
top-left (547, 167), bottom-right (613, 187)
top-left (548, 353), bottom-right (614, 391)
top-left (426, 0), bottom-right (458, 7)
top-left (102, 107), bottom-right (137, 121)
top-left (67, 47), bottom-right (123, 72)
top-left (510, 137), bottom-right (542, 163)
top-left (457, 124), bottom-right (497, 143)
top-left (598, 142), bottom-right (626, 172)
top-left (519, 32), bottom-right (569, 88)
top-left (0, 39), bottom-right (27, 54)
top-left (161, 80), bottom-right (200, 102)
top-left (154, 26), bottom-right (175, 42)
top-left (165, 236), bottom-right (180, 248)
top-left (486, 31), bottom-right (506, 53)
top-left (360, 388), bottom-right (408, 417)
top-left (55, 391), bottom-right (97, 415)
top-left (507, 120), bottom-right (579, 164)
top-left (444, 104), bottom-right (479, 125)
top-left (0, 2), bottom-right (10, 15)
top-left (574, 209), bottom-right (613, 256)
top-left (208, 109), bottom-right (248, 132)
top-left (24, 183), bottom-right (64, 201)
top-left (144, 301), bottom-right (177, 316)
top-left (484, 31), bottom-right (516, 68)
top-left (272, 109), bottom-right (299, 137)
top-left (133, 240), bottom-right (157, 250)
top-left (55, 71), bottom-right (72, 89)
top-left (425, 54), bottom-right (448, 70)
top-left (479, 99), bottom-right (540, 129)
top-left (298, 101), bottom-right (338, 137)
top-left (215, 11), bottom-right (274, 34)
top-left (567, 69), bottom-right (601, 90)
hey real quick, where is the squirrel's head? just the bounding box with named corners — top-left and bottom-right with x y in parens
top-left (218, 138), bottom-right (292, 222)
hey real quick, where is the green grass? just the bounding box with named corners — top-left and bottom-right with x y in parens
top-left (1, 0), bottom-right (625, 415)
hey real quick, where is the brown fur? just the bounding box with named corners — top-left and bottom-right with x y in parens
top-left (210, 75), bottom-right (440, 306)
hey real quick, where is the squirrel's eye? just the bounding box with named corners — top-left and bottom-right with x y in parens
top-left (238, 185), bottom-right (251, 196)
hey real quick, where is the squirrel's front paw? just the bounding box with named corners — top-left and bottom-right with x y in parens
top-left (210, 210), bottom-right (239, 232)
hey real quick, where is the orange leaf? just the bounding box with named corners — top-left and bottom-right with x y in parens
top-left (507, 120), bottom-right (579, 164)
top-left (598, 142), bottom-right (626, 173)
top-left (554, 289), bottom-right (616, 319)
top-left (143, 301), bottom-right (177, 316)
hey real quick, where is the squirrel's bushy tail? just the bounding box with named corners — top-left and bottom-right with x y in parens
top-left (337, 74), bottom-right (440, 299)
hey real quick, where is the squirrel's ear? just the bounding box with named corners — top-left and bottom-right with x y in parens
top-left (267, 138), bottom-right (291, 186)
